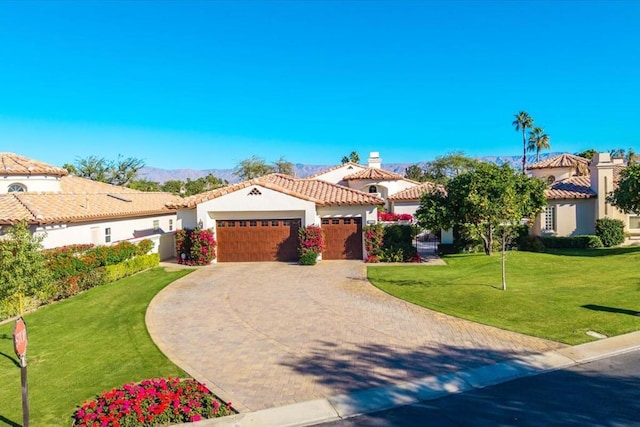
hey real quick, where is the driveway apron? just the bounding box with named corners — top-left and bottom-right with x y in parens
top-left (147, 261), bottom-right (564, 412)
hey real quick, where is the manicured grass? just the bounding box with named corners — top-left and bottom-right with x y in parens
top-left (0, 267), bottom-right (193, 426)
top-left (368, 247), bottom-right (640, 345)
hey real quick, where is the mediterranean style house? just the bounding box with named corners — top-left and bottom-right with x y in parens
top-left (0, 153), bottom-right (180, 259)
top-left (170, 152), bottom-right (453, 262)
top-left (528, 152), bottom-right (638, 240)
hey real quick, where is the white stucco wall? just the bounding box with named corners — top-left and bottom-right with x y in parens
top-left (390, 201), bottom-right (420, 217)
top-left (0, 174), bottom-right (63, 193)
top-left (529, 167), bottom-right (574, 183)
top-left (531, 199), bottom-right (597, 237)
top-left (32, 213), bottom-right (177, 258)
top-left (194, 185), bottom-right (317, 228)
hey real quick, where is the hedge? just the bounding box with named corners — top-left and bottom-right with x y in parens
top-left (595, 218), bottom-right (625, 247)
top-left (104, 253), bottom-right (160, 283)
top-left (541, 235), bottom-right (604, 249)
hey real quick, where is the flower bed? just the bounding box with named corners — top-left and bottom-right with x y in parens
top-left (72, 377), bottom-right (233, 426)
top-left (377, 212), bottom-right (413, 222)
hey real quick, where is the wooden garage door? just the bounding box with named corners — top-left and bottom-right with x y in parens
top-left (216, 219), bottom-right (300, 262)
top-left (322, 217), bottom-right (363, 260)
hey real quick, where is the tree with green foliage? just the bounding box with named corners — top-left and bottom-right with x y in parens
top-left (68, 155), bottom-right (145, 186)
top-left (576, 149), bottom-right (597, 160)
top-left (272, 156), bottom-right (294, 175)
top-left (422, 152), bottom-right (480, 184)
top-left (161, 180), bottom-right (185, 195)
top-left (234, 156), bottom-right (274, 180)
top-left (527, 126), bottom-right (551, 162)
top-left (513, 111), bottom-right (534, 174)
top-left (607, 163), bottom-right (640, 214)
top-left (341, 151), bottom-right (360, 164)
top-left (416, 163), bottom-right (547, 289)
top-left (404, 164), bottom-right (425, 181)
top-left (128, 179), bottom-right (161, 192)
top-left (0, 221), bottom-right (53, 315)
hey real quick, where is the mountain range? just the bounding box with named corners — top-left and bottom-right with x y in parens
top-left (137, 153), bottom-right (561, 184)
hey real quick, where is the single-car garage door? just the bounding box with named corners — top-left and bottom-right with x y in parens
top-left (322, 217), bottom-right (363, 260)
top-left (216, 219), bottom-right (301, 262)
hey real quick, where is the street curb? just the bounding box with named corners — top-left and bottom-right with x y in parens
top-left (175, 330), bottom-right (640, 427)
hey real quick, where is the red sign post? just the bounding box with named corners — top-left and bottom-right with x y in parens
top-left (13, 317), bottom-right (29, 427)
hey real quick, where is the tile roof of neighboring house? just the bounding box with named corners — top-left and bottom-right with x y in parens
top-left (0, 152), bottom-right (68, 176)
top-left (528, 153), bottom-right (590, 170)
top-left (0, 176), bottom-right (181, 225)
top-left (343, 167), bottom-right (409, 181)
top-left (170, 173), bottom-right (385, 209)
top-left (613, 164), bottom-right (625, 182)
top-left (546, 176), bottom-right (596, 200)
top-left (388, 182), bottom-right (444, 201)
top-left (306, 162), bottom-right (364, 179)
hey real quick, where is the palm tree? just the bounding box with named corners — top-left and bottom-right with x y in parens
top-left (512, 111), bottom-right (534, 174)
top-left (527, 126), bottom-right (551, 162)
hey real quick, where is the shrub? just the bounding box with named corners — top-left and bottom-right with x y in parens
top-left (72, 377), bottom-right (233, 426)
top-left (136, 238), bottom-right (154, 255)
top-left (364, 224), bottom-right (385, 261)
top-left (377, 212), bottom-right (413, 222)
top-left (298, 225), bottom-right (324, 265)
top-left (518, 235), bottom-right (546, 252)
top-left (595, 218), bottom-right (625, 247)
top-left (541, 235), bottom-right (603, 249)
top-left (176, 228), bottom-right (217, 265)
top-left (299, 250), bottom-right (319, 265)
top-left (379, 224), bottom-right (417, 262)
top-left (104, 254), bottom-right (160, 282)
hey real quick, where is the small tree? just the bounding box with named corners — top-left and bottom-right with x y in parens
top-left (234, 156), bottom-right (274, 180)
top-left (70, 155), bottom-right (145, 186)
top-left (608, 163), bottom-right (640, 215)
top-left (0, 221), bottom-right (53, 315)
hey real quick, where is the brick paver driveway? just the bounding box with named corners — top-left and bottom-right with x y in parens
top-left (147, 261), bottom-right (564, 412)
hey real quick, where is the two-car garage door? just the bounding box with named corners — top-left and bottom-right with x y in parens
top-left (215, 217), bottom-right (363, 262)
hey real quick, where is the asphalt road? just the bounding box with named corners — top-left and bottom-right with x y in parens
top-left (318, 349), bottom-right (640, 426)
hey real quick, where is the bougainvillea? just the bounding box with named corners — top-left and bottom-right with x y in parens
top-left (72, 377), bottom-right (232, 426)
top-left (363, 223), bottom-right (384, 262)
top-left (377, 212), bottom-right (413, 222)
top-left (298, 225), bottom-right (324, 265)
top-left (176, 228), bottom-right (217, 266)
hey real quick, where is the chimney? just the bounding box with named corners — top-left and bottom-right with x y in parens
top-left (589, 152), bottom-right (615, 220)
top-left (368, 152), bottom-right (382, 169)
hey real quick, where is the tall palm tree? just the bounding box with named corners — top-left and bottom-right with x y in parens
top-left (527, 126), bottom-right (551, 162)
top-left (512, 111), bottom-right (534, 174)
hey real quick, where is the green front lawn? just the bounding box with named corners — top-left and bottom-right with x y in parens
top-left (368, 247), bottom-right (640, 345)
top-left (0, 267), bottom-right (193, 426)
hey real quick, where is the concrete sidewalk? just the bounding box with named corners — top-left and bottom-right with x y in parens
top-left (176, 331), bottom-right (640, 427)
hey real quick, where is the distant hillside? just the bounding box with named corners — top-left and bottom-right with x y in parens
top-left (138, 153), bottom-right (561, 184)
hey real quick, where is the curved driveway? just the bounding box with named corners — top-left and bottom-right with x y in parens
top-left (147, 261), bottom-right (564, 412)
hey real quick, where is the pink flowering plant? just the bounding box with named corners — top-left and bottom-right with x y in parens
top-left (298, 225), bottom-right (324, 265)
top-left (377, 212), bottom-right (413, 222)
top-left (72, 377), bottom-right (233, 426)
top-left (176, 228), bottom-right (217, 266)
top-left (363, 223), bottom-right (384, 263)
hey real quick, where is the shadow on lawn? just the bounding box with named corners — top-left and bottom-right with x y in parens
top-left (582, 304), bottom-right (640, 317)
top-left (0, 414), bottom-right (20, 427)
top-left (280, 340), bottom-right (542, 395)
top-left (545, 246), bottom-right (640, 257)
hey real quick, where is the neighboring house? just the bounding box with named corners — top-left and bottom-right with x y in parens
top-left (0, 153), bottom-right (181, 259)
top-left (528, 152), bottom-right (637, 240)
top-left (169, 173), bottom-right (384, 262)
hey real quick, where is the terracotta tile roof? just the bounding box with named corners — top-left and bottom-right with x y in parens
top-left (170, 173), bottom-right (385, 209)
top-left (0, 176), bottom-right (181, 225)
top-left (613, 164), bottom-right (625, 182)
top-left (546, 176), bottom-right (596, 200)
top-left (528, 153), bottom-right (590, 170)
top-left (388, 182), bottom-right (444, 201)
top-left (306, 162), bottom-right (363, 179)
top-left (0, 152), bottom-right (68, 176)
top-left (343, 167), bottom-right (407, 181)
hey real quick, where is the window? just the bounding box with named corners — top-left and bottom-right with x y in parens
top-left (217, 221), bottom-right (225, 228)
top-left (272, 220), bottom-right (279, 226)
top-left (344, 218), bottom-right (352, 224)
top-left (262, 220), bottom-right (269, 227)
top-left (239, 220), bottom-right (247, 227)
top-left (369, 185), bottom-right (377, 193)
top-left (546, 175), bottom-right (555, 185)
top-left (105, 227), bottom-right (112, 243)
top-left (629, 216), bottom-right (640, 230)
top-left (283, 220), bottom-right (291, 226)
top-left (543, 206), bottom-right (556, 231)
top-left (7, 183), bottom-right (26, 192)
top-left (332, 219), bottom-right (340, 224)
top-left (153, 220), bottom-right (159, 231)
top-left (250, 220), bottom-right (257, 227)
top-left (169, 219), bottom-right (173, 231)
top-left (321, 219), bottom-right (329, 225)
top-left (228, 221), bottom-right (235, 227)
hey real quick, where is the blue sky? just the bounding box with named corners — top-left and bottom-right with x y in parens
top-left (1, 1), bottom-right (638, 170)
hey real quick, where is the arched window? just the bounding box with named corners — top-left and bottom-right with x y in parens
top-left (546, 175), bottom-right (555, 184)
top-left (368, 185), bottom-right (377, 193)
top-left (7, 183), bottom-right (26, 192)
